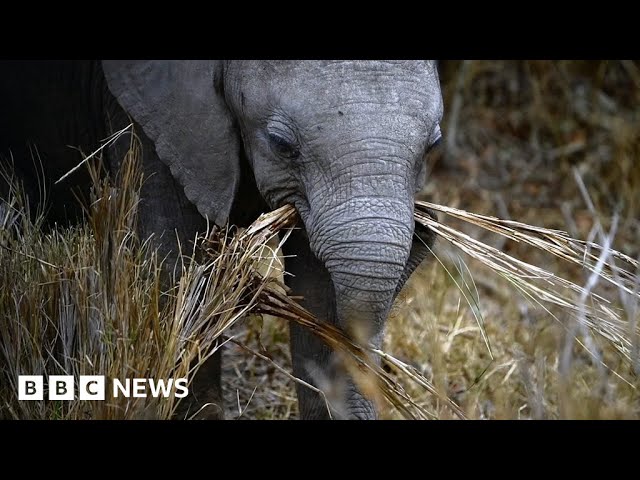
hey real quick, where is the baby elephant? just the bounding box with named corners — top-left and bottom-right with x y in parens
top-left (0, 60), bottom-right (442, 419)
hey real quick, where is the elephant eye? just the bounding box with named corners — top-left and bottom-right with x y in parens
top-left (268, 132), bottom-right (300, 159)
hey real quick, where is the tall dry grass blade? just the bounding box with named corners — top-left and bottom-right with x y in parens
top-left (55, 123), bottom-right (133, 185)
top-left (416, 201), bottom-right (640, 297)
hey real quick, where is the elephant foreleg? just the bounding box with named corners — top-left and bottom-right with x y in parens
top-left (283, 229), bottom-right (336, 419)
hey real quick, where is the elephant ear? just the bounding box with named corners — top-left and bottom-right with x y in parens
top-left (102, 60), bottom-right (240, 227)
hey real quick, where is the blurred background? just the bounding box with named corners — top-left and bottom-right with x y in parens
top-left (228, 60), bottom-right (640, 419)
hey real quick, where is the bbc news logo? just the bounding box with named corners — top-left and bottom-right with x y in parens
top-left (18, 376), bottom-right (189, 401)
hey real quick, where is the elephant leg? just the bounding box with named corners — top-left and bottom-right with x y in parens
top-left (283, 228), bottom-right (371, 420)
top-left (106, 120), bottom-right (224, 420)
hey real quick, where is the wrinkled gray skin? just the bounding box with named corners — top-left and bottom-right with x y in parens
top-left (0, 60), bottom-right (442, 419)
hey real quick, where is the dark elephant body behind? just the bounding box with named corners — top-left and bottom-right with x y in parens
top-left (0, 60), bottom-right (442, 419)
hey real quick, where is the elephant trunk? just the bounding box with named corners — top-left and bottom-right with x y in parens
top-left (305, 185), bottom-right (415, 418)
top-left (320, 202), bottom-right (413, 340)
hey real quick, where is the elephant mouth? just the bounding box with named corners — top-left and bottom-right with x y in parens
top-left (413, 207), bottom-right (437, 248)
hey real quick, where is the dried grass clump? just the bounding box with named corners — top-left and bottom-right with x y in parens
top-left (0, 137), bottom-right (300, 419)
top-left (360, 199), bottom-right (637, 419)
top-left (415, 201), bottom-right (640, 377)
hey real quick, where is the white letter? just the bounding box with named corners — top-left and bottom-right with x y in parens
top-left (148, 379), bottom-right (173, 398)
top-left (79, 375), bottom-right (105, 400)
top-left (49, 375), bottom-right (74, 400)
top-left (133, 378), bottom-right (147, 398)
top-left (174, 379), bottom-right (189, 399)
top-left (112, 379), bottom-right (130, 398)
top-left (19, 375), bottom-right (43, 400)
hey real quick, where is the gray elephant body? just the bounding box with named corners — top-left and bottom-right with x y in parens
top-left (0, 60), bottom-right (442, 419)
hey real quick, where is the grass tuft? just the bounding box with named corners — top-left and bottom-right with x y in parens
top-left (0, 136), bottom-right (299, 419)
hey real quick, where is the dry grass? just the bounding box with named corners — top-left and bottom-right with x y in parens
top-left (0, 137), bottom-right (301, 419)
top-left (415, 201), bottom-right (639, 370)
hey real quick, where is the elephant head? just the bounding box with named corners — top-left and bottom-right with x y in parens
top-left (102, 60), bottom-right (443, 419)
